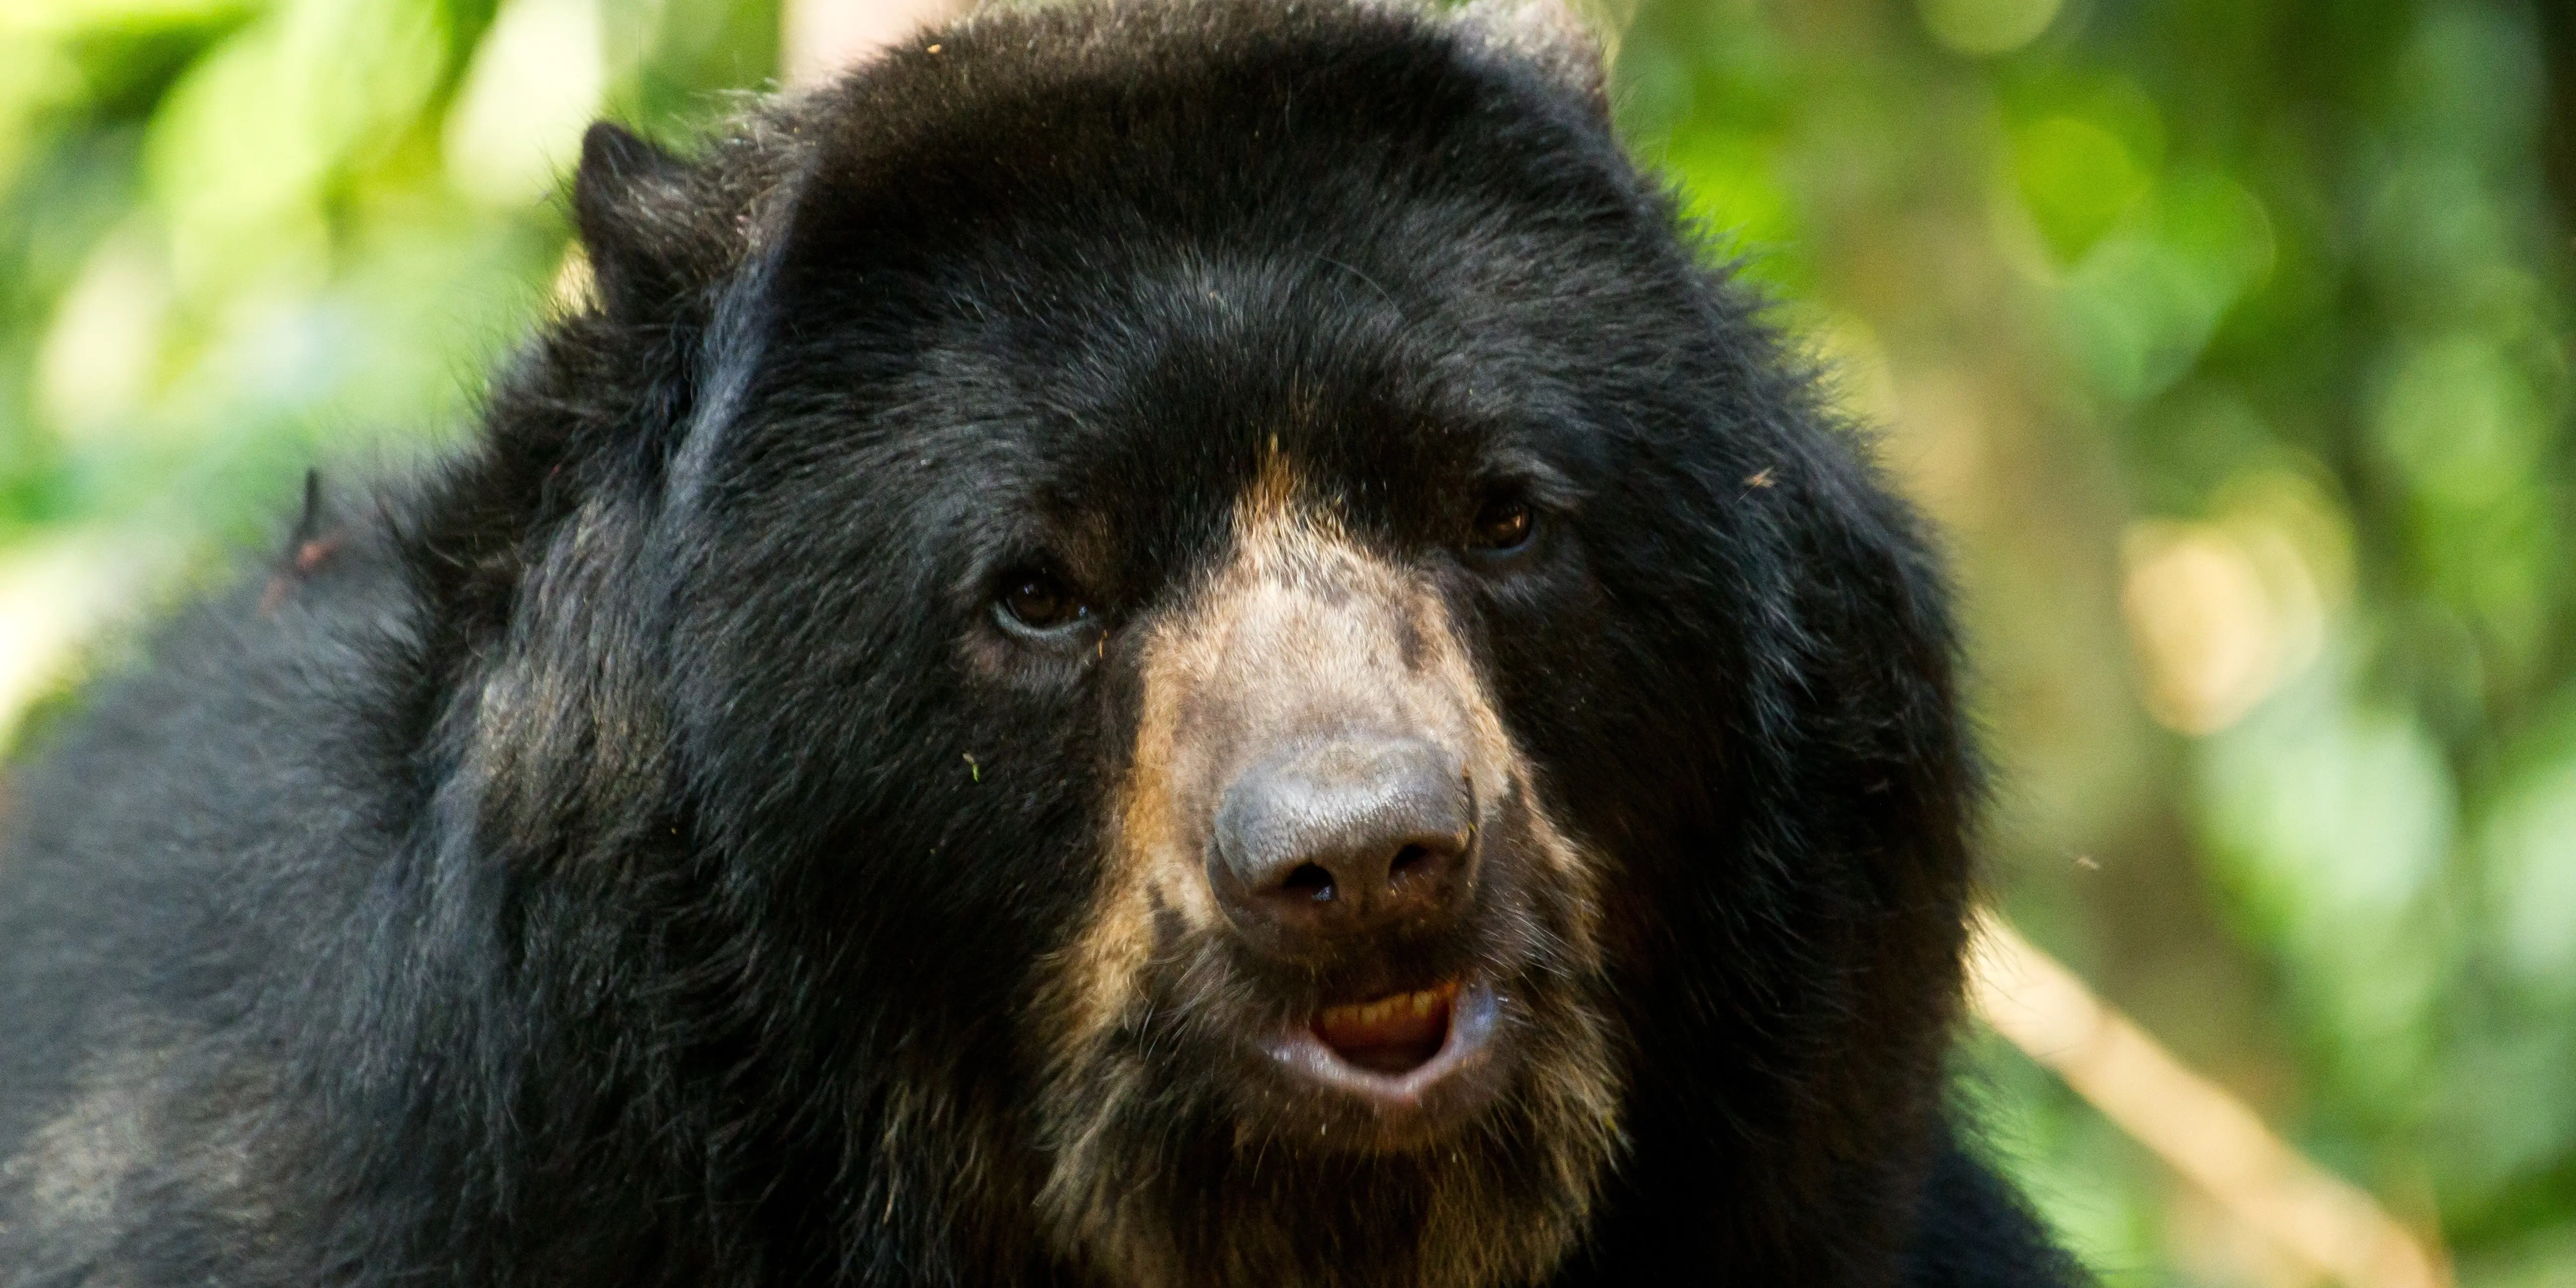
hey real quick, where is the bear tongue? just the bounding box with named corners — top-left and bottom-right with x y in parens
top-left (1311, 981), bottom-right (1457, 1074)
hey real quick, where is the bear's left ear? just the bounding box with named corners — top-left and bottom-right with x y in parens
top-left (572, 122), bottom-right (706, 321)
top-left (1453, 0), bottom-right (1610, 117)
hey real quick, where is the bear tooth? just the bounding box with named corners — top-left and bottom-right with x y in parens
top-left (1316, 984), bottom-right (1458, 1032)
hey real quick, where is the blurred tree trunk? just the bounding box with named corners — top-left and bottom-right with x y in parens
top-left (2542, 1), bottom-right (2576, 227)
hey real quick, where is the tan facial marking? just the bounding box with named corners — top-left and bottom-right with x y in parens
top-left (1051, 449), bottom-right (1595, 1044)
top-left (1027, 446), bottom-right (1621, 1288)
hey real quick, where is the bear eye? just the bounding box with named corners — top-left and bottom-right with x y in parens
top-left (997, 571), bottom-right (1090, 635)
top-left (1466, 497), bottom-right (1535, 556)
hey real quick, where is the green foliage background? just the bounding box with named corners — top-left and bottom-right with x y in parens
top-left (0, 0), bottom-right (2569, 1283)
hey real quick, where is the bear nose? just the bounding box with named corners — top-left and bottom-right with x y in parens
top-left (1210, 738), bottom-right (1476, 955)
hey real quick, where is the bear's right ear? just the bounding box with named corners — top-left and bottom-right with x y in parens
top-left (571, 122), bottom-right (699, 320)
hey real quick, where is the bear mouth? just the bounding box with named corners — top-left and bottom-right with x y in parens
top-left (1264, 978), bottom-right (1503, 1118)
top-left (1312, 980), bottom-right (1460, 1073)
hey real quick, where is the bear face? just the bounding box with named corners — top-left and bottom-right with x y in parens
top-left (617, 10), bottom-right (1708, 1282)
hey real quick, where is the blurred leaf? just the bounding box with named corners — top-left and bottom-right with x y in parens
top-left (141, 0), bottom-right (447, 293)
top-left (2010, 114), bottom-right (2148, 263)
top-left (444, 0), bottom-right (604, 206)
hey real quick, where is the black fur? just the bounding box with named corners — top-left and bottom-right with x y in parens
top-left (0, 1), bottom-right (2087, 1285)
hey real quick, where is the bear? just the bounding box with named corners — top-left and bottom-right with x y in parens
top-left (0, 1), bottom-right (2088, 1285)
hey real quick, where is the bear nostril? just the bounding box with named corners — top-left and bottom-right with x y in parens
top-left (1283, 863), bottom-right (1336, 901)
top-left (1388, 843), bottom-right (1431, 879)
